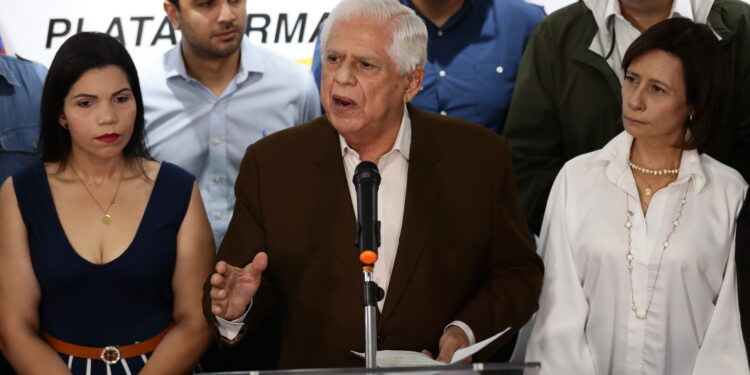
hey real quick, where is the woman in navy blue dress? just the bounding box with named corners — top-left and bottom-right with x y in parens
top-left (0, 32), bottom-right (214, 374)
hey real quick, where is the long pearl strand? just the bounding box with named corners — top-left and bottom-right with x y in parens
top-left (624, 182), bottom-right (689, 320)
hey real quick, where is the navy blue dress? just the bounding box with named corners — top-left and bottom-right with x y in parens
top-left (12, 162), bottom-right (194, 375)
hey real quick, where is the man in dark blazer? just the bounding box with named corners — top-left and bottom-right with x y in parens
top-left (204, 0), bottom-right (543, 369)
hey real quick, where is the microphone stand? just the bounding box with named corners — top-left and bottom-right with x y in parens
top-left (360, 227), bottom-right (382, 369)
top-left (353, 161), bottom-right (383, 369)
top-left (362, 265), bottom-right (380, 368)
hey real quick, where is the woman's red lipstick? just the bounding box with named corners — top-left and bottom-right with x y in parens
top-left (95, 133), bottom-right (121, 143)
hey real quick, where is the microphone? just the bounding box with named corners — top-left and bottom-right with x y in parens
top-left (353, 161), bottom-right (381, 265)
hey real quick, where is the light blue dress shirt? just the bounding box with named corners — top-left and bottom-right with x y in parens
top-left (141, 38), bottom-right (321, 245)
top-left (0, 55), bottom-right (47, 183)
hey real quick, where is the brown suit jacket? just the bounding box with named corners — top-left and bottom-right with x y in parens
top-left (204, 105), bottom-right (543, 369)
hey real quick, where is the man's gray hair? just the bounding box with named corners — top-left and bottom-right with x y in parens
top-left (320, 0), bottom-right (428, 75)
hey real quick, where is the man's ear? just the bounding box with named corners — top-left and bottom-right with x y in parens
top-left (164, 0), bottom-right (181, 30)
top-left (403, 66), bottom-right (424, 103)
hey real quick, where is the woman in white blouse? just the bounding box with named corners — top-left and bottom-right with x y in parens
top-left (525, 18), bottom-right (749, 374)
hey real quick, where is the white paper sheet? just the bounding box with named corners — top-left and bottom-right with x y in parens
top-left (351, 327), bottom-right (511, 367)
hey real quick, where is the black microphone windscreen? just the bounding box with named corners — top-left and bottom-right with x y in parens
top-left (353, 161), bottom-right (381, 186)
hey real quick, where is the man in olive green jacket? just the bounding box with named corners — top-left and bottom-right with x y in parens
top-left (504, 0), bottom-right (750, 234)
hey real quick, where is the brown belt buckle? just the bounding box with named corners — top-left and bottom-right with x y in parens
top-left (100, 346), bottom-right (121, 365)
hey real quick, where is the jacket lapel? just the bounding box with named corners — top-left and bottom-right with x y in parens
top-left (379, 105), bottom-right (441, 326)
top-left (310, 119), bottom-right (363, 299)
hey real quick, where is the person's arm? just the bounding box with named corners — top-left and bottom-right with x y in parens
top-left (0, 178), bottom-right (72, 374)
top-left (692, 243), bottom-right (750, 374)
top-left (503, 24), bottom-right (564, 235)
top-left (202, 145), bottom-right (278, 344)
top-left (692, 186), bottom-right (750, 375)
top-left (442, 138), bottom-right (544, 360)
top-left (524, 166), bottom-right (596, 375)
top-left (737, 191), bottom-right (750, 362)
top-left (140, 183), bottom-right (214, 375)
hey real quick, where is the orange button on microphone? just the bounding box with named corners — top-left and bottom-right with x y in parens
top-left (360, 250), bottom-right (378, 265)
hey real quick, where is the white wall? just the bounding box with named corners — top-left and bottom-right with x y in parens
top-left (0, 0), bottom-right (575, 68)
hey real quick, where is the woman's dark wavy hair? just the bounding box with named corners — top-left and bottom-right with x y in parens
top-left (622, 17), bottom-right (727, 153)
top-left (40, 32), bottom-right (151, 165)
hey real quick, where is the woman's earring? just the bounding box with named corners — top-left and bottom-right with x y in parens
top-left (688, 113), bottom-right (694, 122)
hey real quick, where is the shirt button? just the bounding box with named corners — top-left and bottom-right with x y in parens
top-left (496, 66), bottom-right (504, 74)
top-left (437, 30), bottom-right (444, 37)
top-left (214, 212), bottom-right (223, 219)
top-left (375, 277), bottom-right (381, 284)
top-left (214, 175), bottom-right (222, 183)
top-left (213, 138), bottom-right (221, 145)
top-left (439, 70), bottom-right (446, 77)
top-left (440, 110), bottom-right (447, 116)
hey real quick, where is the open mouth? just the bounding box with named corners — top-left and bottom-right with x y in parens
top-left (332, 95), bottom-right (356, 110)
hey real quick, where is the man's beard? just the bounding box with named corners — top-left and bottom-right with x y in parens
top-left (184, 24), bottom-right (244, 59)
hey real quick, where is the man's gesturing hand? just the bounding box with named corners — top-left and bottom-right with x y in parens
top-left (210, 252), bottom-right (268, 321)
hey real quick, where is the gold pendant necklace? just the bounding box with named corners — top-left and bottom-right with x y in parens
top-left (69, 164), bottom-right (125, 224)
top-left (643, 185), bottom-right (653, 196)
top-left (629, 160), bottom-right (678, 197)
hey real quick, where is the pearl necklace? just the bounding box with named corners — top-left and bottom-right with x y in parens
top-left (624, 182), bottom-right (689, 320)
top-left (628, 160), bottom-right (679, 176)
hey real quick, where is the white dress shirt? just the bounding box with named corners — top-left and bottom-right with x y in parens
top-left (526, 131), bottom-right (749, 374)
top-left (583, 0), bottom-right (714, 80)
top-left (339, 110), bottom-right (409, 312)
top-left (218, 107), bottom-right (475, 345)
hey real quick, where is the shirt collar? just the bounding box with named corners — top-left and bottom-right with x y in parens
top-left (0, 56), bottom-right (20, 86)
top-left (339, 105), bottom-right (412, 161)
top-left (584, 0), bottom-right (716, 57)
top-left (164, 37), bottom-right (265, 84)
top-left (401, 0), bottom-right (475, 30)
top-left (585, 130), bottom-right (706, 195)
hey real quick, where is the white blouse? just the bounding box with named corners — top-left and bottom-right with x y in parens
top-left (526, 131), bottom-right (749, 374)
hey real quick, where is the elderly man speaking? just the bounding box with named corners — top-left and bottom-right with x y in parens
top-left (204, 0), bottom-right (543, 368)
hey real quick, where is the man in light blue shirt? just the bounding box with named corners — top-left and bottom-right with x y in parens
top-left (0, 54), bottom-right (47, 183)
top-left (141, 0), bottom-right (320, 246)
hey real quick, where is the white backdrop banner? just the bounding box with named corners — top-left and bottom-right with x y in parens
top-left (0, 0), bottom-right (574, 68)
